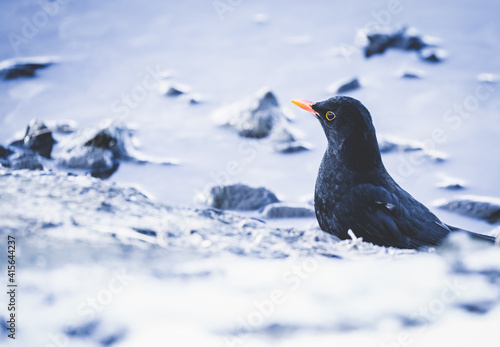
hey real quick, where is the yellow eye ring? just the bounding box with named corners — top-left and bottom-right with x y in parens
top-left (326, 111), bottom-right (336, 121)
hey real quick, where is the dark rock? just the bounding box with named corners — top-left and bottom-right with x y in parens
top-left (274, 141), bottom-right (312, 153)
top-left (458, 301), bottom-right (495, 315)
top-left (0, 146), bottom-right (14, 159)
top-left (64, 321), bottom-right (99, 338)
top-left (24, 119), bottom-right (56, 158)
top-left (165, 86), bottom-right (185, 96)
top-left (420, 48), bottom-right (447, 63)
top-left (378, 136), bottom-right (421, 153)
top-left (85, 130), bottom-right (121, 157)
top-left (10, 119), bottom-right (55, 158)
top-left (53, 123), bottom-right (77, 134)
top-left (59, 146), bottom-right (116, 176)
top-left (99, 331), bottom-right (125, 346)
top-left (132, 227), bottom-right (157, 237)
top-left (90, 162), bottom-right (120, 179)
top-left (377, 135), bottom-right (447, 161)
top-left (438, 183), bottom-right (464, 190)
top-left (362, 27), bottom-right (428, 58)
top-left (161, 82), bottom-right (190, 97)
top-left (334, 78), bottom-right (361, 94)
top-left (207, 184), bottom-right (279, 210)
top-left (260, 203), bottom-right (315, 219)
top-left (0, 56), bottom-right (58, 80)
top-left (188, 94), bottom-right (204, 104)
top-left (436, 177), bottom-right (465, 190)
top-left (58, 121), bottom-right (175, 179)
top-left (214, 88), bottom-right (291, 139)
top-left (59, 123), bottom-right (131, 176)
top-left (400, 70), bottom-right (424, 79)
top-left (238, 91), bottom-right (279, 138)
top-left (9, 153), bottom-right (43, 170)
top-left (435, 195), bottom-right (500, 223)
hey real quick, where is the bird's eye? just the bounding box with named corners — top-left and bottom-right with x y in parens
top-left (326, 111), bottom-right (336, 121)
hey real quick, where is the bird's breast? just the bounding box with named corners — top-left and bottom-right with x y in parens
top-left (314, 153), bottom-right (353, 237)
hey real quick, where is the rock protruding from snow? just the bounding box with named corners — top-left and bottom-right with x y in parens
top-left (10, 119), bottom-right (56, 158)
top-left (378, 135), bottom-right (447, 162)
top-left (420, 48), bottom-right (447, 63)
top-left (359, 26), bottom-right (443, 62)
top-left (160, 82), bottom-right (191, 97)
top-left (274, 141), bottom-right (312, 154)
top-left (436, 176), bottom-right (466, 190)
top-left (328, 77), bottom-right (361, 94)
top-left (0, 145), bottom-right (13, 159)
top-left (0, 56), bottom-right (59, 80)
top-left (399, 69), bottom-right (424, 79)
top-left (214, 88), bottom-right (311, 153)
top-left (206, 183), bottom-right (279, 211)
top-left (219, 89), bottom-right (282, 138)
top-left (59, 145), bottom-right (118, 179)
top-left (8, 153), bottom-right (44, 170)
top-left (58, 121), bottom-right (175, 178)
top-left (434, 195), bottom-right (500, 223)
top-left (58, 122), bottom-right (132, 178)
top-left (261, 203), bottom-right (315, 219)
top-left (214, 88), bottom-right (288, 138)
top-left (361, 27), bottom-right (428, 58)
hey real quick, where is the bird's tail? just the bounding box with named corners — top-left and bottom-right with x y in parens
top-left (446, 224), bottom-right (499, 244)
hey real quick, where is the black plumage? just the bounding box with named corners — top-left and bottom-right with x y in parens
top-left (291, 96), bottom-right (494, 249)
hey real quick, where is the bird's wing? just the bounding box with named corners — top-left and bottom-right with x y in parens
top-left (348, 183), bottom-right (450, 248)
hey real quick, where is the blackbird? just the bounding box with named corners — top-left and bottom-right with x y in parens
top-left (291, 96), bottom-right (495, 249)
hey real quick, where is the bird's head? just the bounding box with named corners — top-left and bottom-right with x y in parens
top-left (291, 96), bottom-right (376, 144)
top-left (291, 96), bottom-right (382, 171)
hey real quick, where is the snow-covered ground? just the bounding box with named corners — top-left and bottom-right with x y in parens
top-left (1, 0), bottom-right (500, 346)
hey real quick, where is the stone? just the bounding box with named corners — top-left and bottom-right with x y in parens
top-left (10, 119), bottom-right (55, 158)
top-left (436, 177), bottom-right (466, 190)
top-left (0, 56), bottom-right (59, 80)
top-left (274, 141), bottom-right (312, 153)
top-left (362, 26), bottom-right (427, 58)
top-left (214, 88), bottom-right (292, 139)
top-left (9, 153), bottom-right (44, 170)
top-left (260, 203), bottom-right (315, 219)
top-left (328, 77), bottom-right (361, 94)
top-left (0, 145), bottom-right (14, 159)
top-left (59, 146), bottom-right (117, 178)
top-left (399, 69), bottom-right (424, 79)
top-left (206, 183), bottom-right (279, 210)
top-left (420, 48), bottom-right (447, 63)
top-left (434, 195), bottom-right (500, 223)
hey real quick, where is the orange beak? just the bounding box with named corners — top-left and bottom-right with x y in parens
top-left (291, 99), bottom-right (317, 115)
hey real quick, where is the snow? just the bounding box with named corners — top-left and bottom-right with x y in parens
top-left (1, 0), bottom-right (500, 345)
